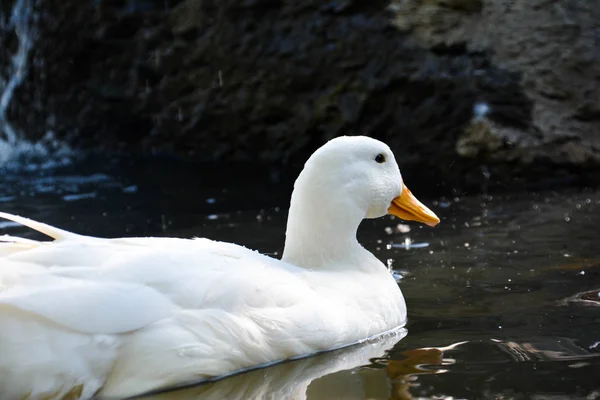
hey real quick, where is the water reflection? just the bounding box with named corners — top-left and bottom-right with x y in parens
top-left (562, 289), bottom-right (600, 307)
top-left (385, 341), bottom-right (465, 400)
top-left (132, 334), bottom-right (479, 400)
top-left (384, 337), bottom-right (600, 399)
top-left (133, 330), bottom-right (410, 400)
top-left (492, 337), bottom-right (600, 363)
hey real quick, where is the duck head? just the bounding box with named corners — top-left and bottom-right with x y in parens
top-left (282, 136), bottom-right (439, 267)
top-left (296, 136), bottom-right (439, 225)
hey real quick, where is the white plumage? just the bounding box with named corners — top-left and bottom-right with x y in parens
top-left (0, 136), bottom-right (439, 399)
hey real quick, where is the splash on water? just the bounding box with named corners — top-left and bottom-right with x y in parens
top-left (0, 0), bottom-right (74, 170)
top-left (0, 131), bottom-right (73, 170)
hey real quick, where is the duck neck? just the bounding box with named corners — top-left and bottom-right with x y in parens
top-left (281, 186), bottom-right (369, 269)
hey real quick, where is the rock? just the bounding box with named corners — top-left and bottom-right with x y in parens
top-left (391, 0), bottom-right (600, 167)
top-left (1, 0), bottom-right (599, 192)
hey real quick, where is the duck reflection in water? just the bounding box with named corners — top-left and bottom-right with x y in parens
top-left (134, 332), bottom-right (466, 400)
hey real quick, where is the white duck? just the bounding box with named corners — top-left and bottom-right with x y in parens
top-left (0, 136), bottom-right (439, 399)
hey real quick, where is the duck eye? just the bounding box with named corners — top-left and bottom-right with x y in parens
top-left (375, 153), bottom-right (386, 163)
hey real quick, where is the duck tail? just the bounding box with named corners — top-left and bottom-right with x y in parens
top-left (0, 212), bottom-right (77, 241)
top-left (0, 235), bottom-right (42, 255)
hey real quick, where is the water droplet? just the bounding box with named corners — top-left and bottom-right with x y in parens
top-left (396, 223), bottom-right (411, 233)
top-left (439, 200), bottom-right (451, 208)
top-left (464, 242), bottom-right (470, 247)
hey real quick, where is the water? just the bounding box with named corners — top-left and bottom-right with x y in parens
top-left (0, 159), bottom-right (598, 399)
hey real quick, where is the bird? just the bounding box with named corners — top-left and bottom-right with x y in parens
top-left (0, 135), bottom-right (439, 399)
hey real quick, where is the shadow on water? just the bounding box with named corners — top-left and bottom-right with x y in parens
top-left (1, 157), bottom-right (599, 399)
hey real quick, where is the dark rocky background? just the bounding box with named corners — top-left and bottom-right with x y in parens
top-left (2, 0), bottom-right (599, 193)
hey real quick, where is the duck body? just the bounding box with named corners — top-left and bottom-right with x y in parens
top-left (0, 136), bottom-right (438, 399)
top-left (0, 233), bottom-right (404, 398)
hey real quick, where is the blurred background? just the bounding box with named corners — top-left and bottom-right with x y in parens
top-left (1, 1), bottom-right (600, 399)
top-left (2, 0), bottom-right (599, 191)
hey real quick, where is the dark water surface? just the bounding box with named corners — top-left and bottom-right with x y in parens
top-left (1, 159), bottom-right (599, 400)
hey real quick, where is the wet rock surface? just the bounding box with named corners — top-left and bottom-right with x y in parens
top-left (2, 0), bottom-right (600, 191)
top-left (392, 0), bottom-right (600, 166)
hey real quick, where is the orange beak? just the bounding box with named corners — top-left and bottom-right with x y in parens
top-left (388, 183), bottom-right (440, 227)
